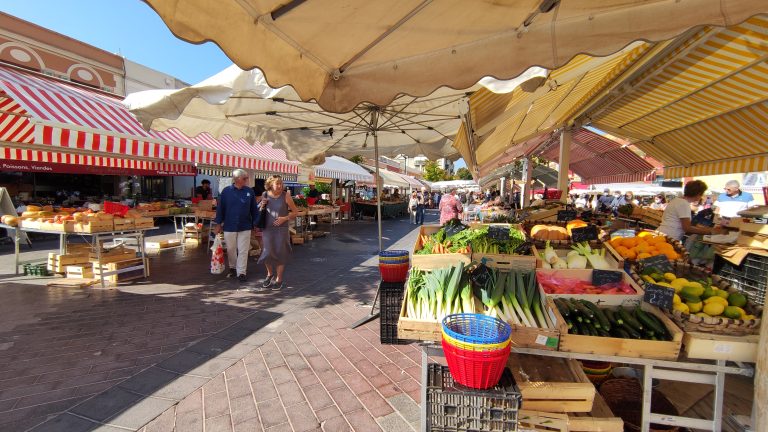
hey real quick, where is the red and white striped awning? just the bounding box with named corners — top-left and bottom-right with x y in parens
top-left (538, 128), bottom-right (657, 185)
top-left (0, 65), bottom-right (298, 175)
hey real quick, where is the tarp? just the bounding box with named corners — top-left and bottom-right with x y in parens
top-left (143, 0), bottom-right (765, 113)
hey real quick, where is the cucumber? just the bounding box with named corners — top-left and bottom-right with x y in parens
top-left (634, 307), bottom-right (665, 335)
top-left (596, 327), bottom-right (611, 337)
top-left (618, 306), bottom-right (643, 331)
top-left (572, 300), bottom-right (594, 319)
top-left (582, 320), bottom-right (599, 336)
top-left (581, 300), bottom-right (611, 331)
top-left (623, 324), bottom-right (642, 339)
top-left (610, 327), bottom-right (631, 339)
top-left (572, 320), bottom-right (585, 335)
top-left (604, 309), bottom-right (623, 326)
top-left (565, 299), bottom-right (584, 322)
top-left (641, 310), bottom-right (672, 341)
top-left (554, 298), bottom-right (571, 317)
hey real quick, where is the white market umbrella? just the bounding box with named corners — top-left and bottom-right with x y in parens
top-left (126, 65), bottom-right (479, 252)
top-left (141, 0), bottom-right (765, 113)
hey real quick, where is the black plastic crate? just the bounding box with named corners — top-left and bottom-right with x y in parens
top-left (427, 364), bottom-right (521, 432)
top-left (713, 254), bottom-right (768, 306)
top-left (379, 281), bottom-right (411, 345)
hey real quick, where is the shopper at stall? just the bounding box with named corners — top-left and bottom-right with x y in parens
top-left (658, 180), bottom-right (726, 241)
top-left (415, 187), bottom-right (427, 224)
top-left (258, 175), bottom-right (299, 291)
top-left (439, 188), bottom-right (463, 224)
top-left (408, 191), bottom-right (419, 224)
top-left (213, 169), bottom-right (259, 282)
top-left (624, 191), bottom-right (639, 205)
top-left (651, 194), bottom-right (667, 210)
top-left (713, 180), bottom-right (754, 218)
top-left (597, 189), bottom-right (614, 212)
top-left (574, 194), bottom-right (588, 209)
top-left (194, 179), bottom-right (213, 200)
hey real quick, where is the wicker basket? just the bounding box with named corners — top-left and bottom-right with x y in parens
top-left (599, 378), bottom-right (679, 432)
top-left (631, 261), bottom-right (762, 336)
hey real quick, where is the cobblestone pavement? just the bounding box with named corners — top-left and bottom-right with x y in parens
top-left (0, 211), bottom-right (438, 431)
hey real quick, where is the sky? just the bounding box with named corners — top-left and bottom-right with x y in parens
top-left (1, 0), bottom-right (232, 84)
top-left (2, 0), bottom-right (468, 170)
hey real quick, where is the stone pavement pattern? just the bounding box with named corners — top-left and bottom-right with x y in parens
top-left (0, 212), bottom-right (437, 431)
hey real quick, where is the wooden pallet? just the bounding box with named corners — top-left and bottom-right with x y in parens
top-left (46, 278), bottom-right (97, 288)
top-left (507, 352), bottom-right (596, 413)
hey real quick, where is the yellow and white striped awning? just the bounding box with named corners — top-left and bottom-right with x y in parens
top-left (586, 14), bottom-right (768, 178)
top-left (456, 43), bottom-right (652, 173)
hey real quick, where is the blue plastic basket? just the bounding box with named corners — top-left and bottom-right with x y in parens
top-left (380, 249), bottom-right (409, 258)
top-left (442, 314), bottom-right (512, 345)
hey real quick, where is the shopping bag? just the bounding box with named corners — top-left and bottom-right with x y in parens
top-left (210, 235), bottom-right (226, 275)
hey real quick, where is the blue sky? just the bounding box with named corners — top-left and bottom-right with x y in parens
top-left (2, 0), bottom-right (232, 84)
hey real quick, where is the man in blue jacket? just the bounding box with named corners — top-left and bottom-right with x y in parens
top-left (213, 169), bottom-right (259, 282)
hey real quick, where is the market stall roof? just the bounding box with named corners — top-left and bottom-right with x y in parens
top-left (429, 180), bottom-right (481, 192)
top-left (314, 156), bottom-right (373, 182)
top-left (535, 128), bottom-right (657, 185)
top-left (457, 14), bottom-right (768, 179)
top-left (142, 0), bottom-right (764, 113)
top-left (360, 165), bottom-right (409, 188)
top-left (0, 64), bottom-right (298, 175)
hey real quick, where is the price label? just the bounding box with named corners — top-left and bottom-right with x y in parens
top-left (557, 210), bottom-right (577, 222)
top-left (639, 254), bottom-right (673, 274)
top-left (571, 225), bottom-right (598, 242)
top-left (487, 225), bottom-right (511, 242)
top-left (580, 210), bottom-right (593, 220)
top-left (643, 283), bottom-right (675, 310)
top-left (592, 269), bottom-right (624, 286)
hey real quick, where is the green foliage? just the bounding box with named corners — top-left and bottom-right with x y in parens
top-left (423, 160), bottom-right (447, 182)
top-left (349, 155), bottom-right (364, 164)
top-left (301, 182), bottom-right (331, 196)
top-left (454, 167), bottom-right (473, 180)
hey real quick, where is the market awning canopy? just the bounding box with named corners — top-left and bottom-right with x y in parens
top-left (0, 65), bottom-right (298, 175)
top-left (535, 128), bottom-right (657, 185)
top-left (313, 156), bottom-right (373, 182)
top-left (429, 180), bottom-right (480, 192)
top-left (142, 0), bottom-right (765, 113)
top-left (458, 14), bottom-right (768, 180)
top-left (360, 165), bottom-right (420, 189)
top-left (125, 65), bottom-right (467, 167)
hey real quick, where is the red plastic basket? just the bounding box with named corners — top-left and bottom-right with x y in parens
top-left (441, 338), bottom-right (510, 389)
top-left (379, 263), bottom-right (409, 282)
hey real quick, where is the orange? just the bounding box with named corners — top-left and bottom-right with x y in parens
top-left (625, 249), bottom-right (637, 260)
top-left (664, 251), bottom-right (679, 260)
top-left (637, 252), bottom-right (652, 260)
top-left (615, 245), bottom-right (629, 256)
top-left (622, 237), bottom-right (637, 248)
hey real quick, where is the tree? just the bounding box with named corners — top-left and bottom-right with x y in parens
top-left (454, 167), bottom-right (473, 180)
top-left (349, 155), bottom-right (364, 164)
top-left (423, 160), bottom-right (447, 182)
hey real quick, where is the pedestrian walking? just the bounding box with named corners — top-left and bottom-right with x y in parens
top-left (408, 191), bottom-right (419, 224)
top-left (213, 169), bottom-right (259, 282)
top-left (439, 188), bottom-right (463, 225)
top-left (415, 187), bottom-right (427, 225)
top-left (258, 176), bottom-right (299, 291)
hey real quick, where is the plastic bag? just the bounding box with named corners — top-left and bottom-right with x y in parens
top-left (210, 235), bottom-right (225, 274)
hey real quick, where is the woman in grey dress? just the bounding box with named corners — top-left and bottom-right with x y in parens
top-left (258, 176), bottom-right (298, 290)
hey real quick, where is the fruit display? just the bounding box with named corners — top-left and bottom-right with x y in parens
top-left (530, 224), bottom-right (568, 241)
top-left (632, 262), bottom-right (761, 335)
top-left (554, 298), bottom-right (674, 341)
top-left (416, 220), bottom-right (528, 255)
top-left (606, 232), bottom-right (684, 261)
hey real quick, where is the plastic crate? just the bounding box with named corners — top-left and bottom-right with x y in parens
top-left (713, 254), bottom-right (768, 306)
top-left (379, 281), bottom-right (411, 345)
top-left (427, 363), bottom-right (521, 432)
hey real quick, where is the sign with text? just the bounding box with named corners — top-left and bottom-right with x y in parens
top-left (570, 225), bottom-right (598, 242)
top-left (639, 255), bottom-right (673, 274)
top-left (487, 225), bottom-right (511, 242)
top-left (557, 210), bottom-right (577, 222)
top-left (644, 283), bottom-right (675, 310)
top-left (592, 269), bottom-right (624, 286)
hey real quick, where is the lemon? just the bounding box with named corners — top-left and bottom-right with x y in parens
top-left (687, 301), bottom-right (703, 313)
top-left (673, 303), bottom-right (689, 314)
top-left (716, 290), bottom-right (730, 299)
top-left (663, 272), bottom-right (677, 282)
top-left (642, 275), bottom-right (656, 284)
top-left (723, 306), bottom-right (742, 320)
top-left (695, 312), bottom-right (711, 318)
top-left (673, 294), bottom-right (681, 305)
top-left (702, 302), bottom-right (725, 316)
top-left (704, 296), bottom-right (728, 306)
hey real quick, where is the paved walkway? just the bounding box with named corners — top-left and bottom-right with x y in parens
top-left (0, 211), bottom-right (438, 431)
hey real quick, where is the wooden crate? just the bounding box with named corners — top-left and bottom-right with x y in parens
top-left (291, 235), bottom-right (305, 245)
top-left (146, 239), bottom-right (181, 249)
top-left (568, 390), bottom-right (624, 432)
top-left (507, 352), bottom-right (595, 413)
top-left (112, 218), bottom-right (134, 230)
top-left (531, 245), bottom-right (620, 269)
top-left (40, 221), bottom-right (75, 232)
top-left (19, 219), bottom-right (41, 229)
top-left (133, 217), bottom-right (155, 229)
top-left (471, 253), bottom-right (536, 271)
top-left (537, 268), bottom-right (644, 307)
top-left (194, 209), bottom-right (216, 219)
top-left (93, 258), bottom-right (146, 284)
top-left (90, 251), bottom-right (137, 265)
top-left (411, 225), bottom-right (471, 270)
top-left (517, 411), bottom-right (569, 432)
top-left (682, 331), bottom-right (759, 362)
top-left (525, 207), bottom-right (561, 222)
top-left (66, 265), bottom-right (94, 279)
top-left (74, 220), bottom-right (113, 233)
top-left (555, 303), bottom-right (683, 360)
top-left (137, 209), bottom-right (169, 217)
top-left (737, 222), bottom-right (768, 249)
top-left (47, 252), bottom-right (91, 273)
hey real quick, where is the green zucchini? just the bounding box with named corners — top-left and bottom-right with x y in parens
top-left (554, 298), bottom-right (571, 317)
top-left (581, 300), bottom-right (611, 331)
top-left (572, 300), bottom-right (594, 319)
top-left (618, 306), bottom-right (643, 331)
top-left (604, 309), bottom-right (623, 326)
top-left (634, 307), bottom-right (665, 335)
top-left (610, 327), bottom-right (631, 339)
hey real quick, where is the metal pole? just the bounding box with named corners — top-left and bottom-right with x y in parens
top-left (558, 128), bottom-right (572, 204)
top-left (372, 108), bottom-right (383, 253)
